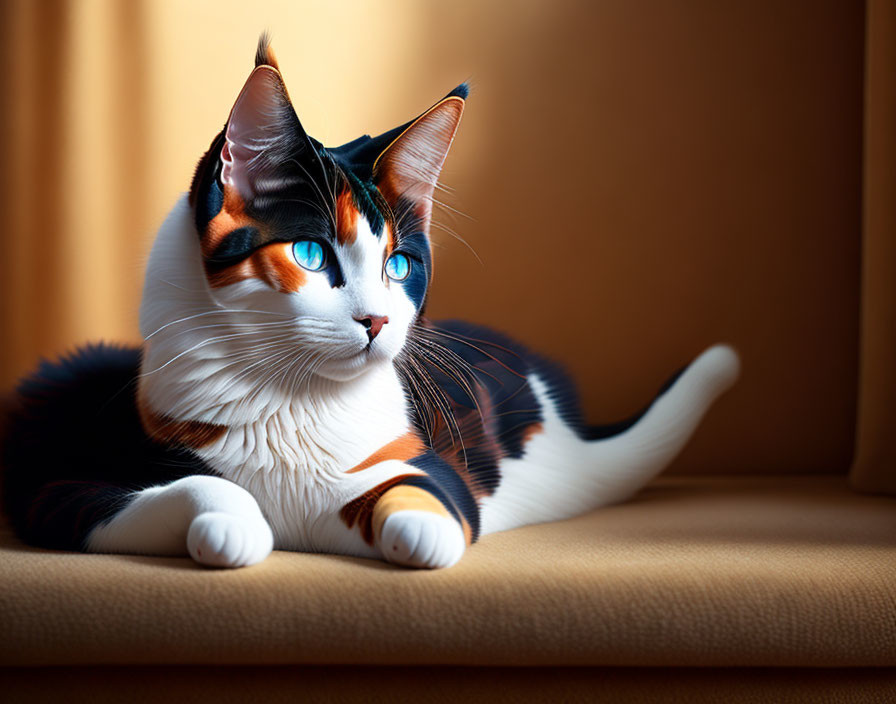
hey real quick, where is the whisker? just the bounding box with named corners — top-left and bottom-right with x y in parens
top-left (140, 328), bottom-right (296, 377)
top-left (144, 309), bottom-right (291, 340)
top-left (431, 194), bottom-right (473, 221)
top-left (163, 319), bottom-right (297, 342)
top-left (397, 347), bottom-right (467, 458)
top-left (416, 325), bottom-right (527, 378)
top-left (428, 219), bottom-right (482, 265)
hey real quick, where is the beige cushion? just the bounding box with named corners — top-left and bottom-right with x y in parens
top-left (1, 476), bottom-right (894, 668)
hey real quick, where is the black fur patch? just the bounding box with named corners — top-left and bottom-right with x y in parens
top-left (390, 223), bottom-right (432, 310)
top-left (1, 344), bottom-right (218, 550)
top-left (190, 131), bottom-right (226, 230)
top-left (427, 320), bottom-right (684, 444)
top-left (407, 451), bottom-right (479, 540)
top-left (414, 320), bottom-right (545, 459)
top-left (206, 226), bottom-right (264, 266)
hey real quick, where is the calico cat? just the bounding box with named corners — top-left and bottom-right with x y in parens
top-left (1, 38), bottom-right (739, 569)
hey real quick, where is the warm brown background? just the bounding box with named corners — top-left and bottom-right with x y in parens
top-left (0, 0), bottom-right (866, 475)
top-left (853, 0), bottom-right (896, 494)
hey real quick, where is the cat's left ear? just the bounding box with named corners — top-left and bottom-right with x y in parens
top-left (373, 85), bottom-right (467, 233)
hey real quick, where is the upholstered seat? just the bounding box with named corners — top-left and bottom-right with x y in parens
top-left (2, 476), bottom-right (894, 675)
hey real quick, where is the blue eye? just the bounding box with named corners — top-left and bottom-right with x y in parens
top-left (385, 253), bottom-right (411, 281)
top-left (292, 240), bottom-right (326, 271)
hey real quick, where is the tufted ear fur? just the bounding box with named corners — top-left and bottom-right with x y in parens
top-left (373, 89), bottom-right (466, 234)
top-left (254, 30), bottom-right (280, 70)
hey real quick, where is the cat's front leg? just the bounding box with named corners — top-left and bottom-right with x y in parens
top-left (342, 460), bottom-right (471, 569)
top-left (87, 475), bottom-right (273, 568)
top-left (376, 490), bottom-right (467, 569)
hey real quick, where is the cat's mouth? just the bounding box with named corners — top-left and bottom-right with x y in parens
top-left (322, 332), bottom-right (396, 372)
top-left (349, 338), bottom-right (394, 364)
top-left (334, 343), bottom-right (375, 362)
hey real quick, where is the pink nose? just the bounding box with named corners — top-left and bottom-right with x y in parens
top-left (354, 314), bottom-right (389, 341)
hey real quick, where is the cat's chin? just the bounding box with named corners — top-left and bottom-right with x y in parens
top-left (313, 349), bottom-right (394, 382)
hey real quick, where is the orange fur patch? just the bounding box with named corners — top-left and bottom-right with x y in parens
top-left (261, 45), bottom-right (280, 70)
top-left (521, 422), bottom-right (544, 445)
top-left (207, 243), bottom-right (307, 291)
top-left (335, 189), bottom-right (359, 245)
top-left (371, 485), bottom-right (462, 545)
top-left (345, 432), bottom-right (426, 474)
top-left (341, 476), bottom-right (469, 547)
top-left (340, 474), bottom-right (420, 545)
top-left (138, 401), bottom-right (226, 449)
top-left (383, 222), bottom-right (395, 254)
top-left (202, 186), bottom-right (253, 259)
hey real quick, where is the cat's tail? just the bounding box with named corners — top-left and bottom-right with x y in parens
top-left (479, 345), bottom-right (740, 535)
top-left (582, 344), bottom-right (740, 503)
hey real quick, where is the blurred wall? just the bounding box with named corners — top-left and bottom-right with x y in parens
top-left (0, 0), bottom-right (865, 474)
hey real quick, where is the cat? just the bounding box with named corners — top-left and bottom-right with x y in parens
top-left (1, 37), bottom-right (739, 570)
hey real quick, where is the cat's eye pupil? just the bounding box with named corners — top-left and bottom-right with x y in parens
top-left (385, 253), bottom-right (411, 281)
top-left (293, 240), bottom-right (325, 271)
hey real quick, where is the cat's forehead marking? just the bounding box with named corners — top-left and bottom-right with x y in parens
top-left (335, 190), bottom-right (359, 246)
top-left (337, 198), bottom-right (393, 259)
top-left (347, 214), bottom-right (387, 264)
top-left (384, 222), bottom-right (395, 253)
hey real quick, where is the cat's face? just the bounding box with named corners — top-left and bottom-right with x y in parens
top-left (198, 202), bottom-right (422, 383)
top-left (188, 43), bottom-right (465, 382)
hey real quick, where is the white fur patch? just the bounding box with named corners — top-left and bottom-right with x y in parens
top-left (380, 510), bottom-right (466, 569)
top-left (87, 475), bottom-right (273, 568)
top-left (187, 512), bottom-right (274, 568)
top-left (479, 345), bottom-right (740, 535)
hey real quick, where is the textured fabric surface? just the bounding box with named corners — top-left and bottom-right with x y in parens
top-left (1, 476), bottom-right (894, 668)
top-left (3, 666), bottom-right (896, 704)
top-left (852, 0), bottom-right (896, 496)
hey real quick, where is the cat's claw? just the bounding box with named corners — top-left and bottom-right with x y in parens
top-left (379, 510), bottom-right (466, 569)
top-left (187, 512), bottom-right (273, 568)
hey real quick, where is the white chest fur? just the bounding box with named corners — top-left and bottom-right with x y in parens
top-left (192, 369), bottom-right (412, 551)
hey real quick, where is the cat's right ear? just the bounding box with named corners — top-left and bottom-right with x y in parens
top-left (190, 53), bottom-right (321, 262)
top-left (220, 65), bottom-right (311, 201)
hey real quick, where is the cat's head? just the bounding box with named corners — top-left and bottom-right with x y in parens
top-left (187, 38), bottom-right (465, 383)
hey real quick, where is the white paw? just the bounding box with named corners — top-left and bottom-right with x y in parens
top-left (380, 510), bottom-right (466, 569)
top-left (186, 512), bottom-right (273, 568)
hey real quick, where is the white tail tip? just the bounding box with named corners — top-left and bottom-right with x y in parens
top-left (694, 343), bottom-right (741, 394)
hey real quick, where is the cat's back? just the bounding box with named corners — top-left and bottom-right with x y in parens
top-left (3, 343), bottom-right (146, 474)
